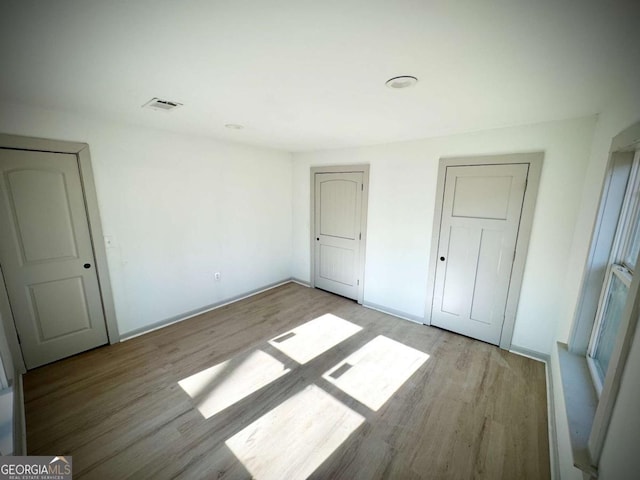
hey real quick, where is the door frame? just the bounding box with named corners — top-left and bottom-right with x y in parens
top-left (310, 165), bottom-right (370, 304)
top-left (0, 133), bottom-right (119, 373)
top-left (424, 152), bottom-right (543, 349)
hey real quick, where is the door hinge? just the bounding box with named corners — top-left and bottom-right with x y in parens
top-left (16, 333), bottom-right (21, 345)
top-left (357, 279), bottom-right (360, 286)
top-left (359, 232), bottom-right (362, 240)
top-left (361, 184), bottom-right (364, 191)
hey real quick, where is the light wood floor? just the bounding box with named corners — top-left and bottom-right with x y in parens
top-left (24, 283), bottom-right (550, 479)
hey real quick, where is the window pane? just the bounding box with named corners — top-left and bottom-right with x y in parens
top-left (623, 211), bottom-right (640, 270)
top-left (593, 271), bottom-right (629, 382)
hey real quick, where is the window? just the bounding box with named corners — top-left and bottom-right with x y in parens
top-left (560, 122), bottom-right (640, 471)
top-left (587, 149), bottom-right (640, 394)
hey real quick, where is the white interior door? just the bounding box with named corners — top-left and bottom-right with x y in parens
top-left (431, 164), bottom-right (528, 345)
top-left (0, 148), bottom-right (109, 369)
top-left (314, 172), bottom-right (364, 300)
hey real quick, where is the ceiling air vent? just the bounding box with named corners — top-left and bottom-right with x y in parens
top-left (142, 97), bottom-right (183, 111)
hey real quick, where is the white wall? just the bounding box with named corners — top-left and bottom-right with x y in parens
top-left (292, 116), bottom-right (596, 355)
top-left (0, 103), bottom-right (293, 336)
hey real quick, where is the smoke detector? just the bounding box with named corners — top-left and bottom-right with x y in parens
top-left (142, 97), bottom-right (183, 111)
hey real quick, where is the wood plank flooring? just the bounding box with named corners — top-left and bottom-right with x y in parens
top-left (24, 283), bottom-right (550, 479)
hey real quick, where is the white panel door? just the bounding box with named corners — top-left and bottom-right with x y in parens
top-left (314, 172), bottom-right (363, 300)
top-left (0, 148), bottom-right (108, 368)
top-left (431, 164), bottom-right (528, 345)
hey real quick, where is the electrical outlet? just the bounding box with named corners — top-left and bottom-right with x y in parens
top-left (214, 272), bottom-right (221, 281)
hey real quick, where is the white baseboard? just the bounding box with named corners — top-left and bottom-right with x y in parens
top-left (545, 355), bottom-right (561, 480)
top-left (120, 278), bottom-right (294, 341)
top-left (509, 344), bottom-right (549, 363)
top-left (362, 301), bottom-right (424, 324)
top-left (510, 344), bottom-right (559, 480)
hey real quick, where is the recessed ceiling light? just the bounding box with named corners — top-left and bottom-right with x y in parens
top-left (385, 76), bottom-right (418, 89)
top-left (225, 124), bottom-right (244, 130)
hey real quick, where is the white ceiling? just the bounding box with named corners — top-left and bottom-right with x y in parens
top-left (1, 0), bottom-right (638, 152)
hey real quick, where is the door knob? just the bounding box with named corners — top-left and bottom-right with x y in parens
top-left (84, 263), bottom-right (91, 269)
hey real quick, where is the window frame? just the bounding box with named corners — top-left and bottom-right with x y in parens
top-left (586, 151), bottom-right (640, 394)
top-left (620, 158), bottom-right (640, 273)
top-left (586, 264), bottom-right (631, 394)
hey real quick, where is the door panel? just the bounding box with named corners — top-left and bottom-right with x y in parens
top-left (452, 175), bottom-right (513, 219)
top-left (470, 228), bottom-right (505, 324)
top-left (441, 225), bottom-right (475, 316)
top-left (30, 277), bottom-right (92, 340)
top-left (319, 244), bottom-right (355, 285)
top-left (0, 148), bottom-right (108, 368)
top-left (7, 169), bottom-right (79, 263)
top-left (432, 164), bottom-right (528, 345)
top-left (319, 179), bottom-right (358, 239)
top-left (314, 172), bottom-right (363, 300)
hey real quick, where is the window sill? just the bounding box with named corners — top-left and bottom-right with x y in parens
top-left (556, 342), bottom-right (599, 477)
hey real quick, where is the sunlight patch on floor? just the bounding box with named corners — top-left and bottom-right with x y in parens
top-left (268, 313), bottom-right (362, 364)
top-left (178, 350), bottom-right (290, 419)
top-left (323, 335), bottom-right (429, 411)
top-left (225, 384), bottom-right (364, 480)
